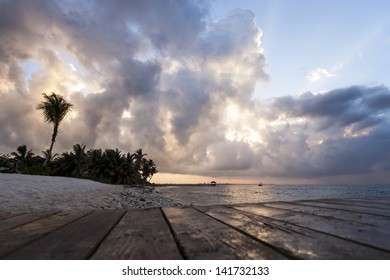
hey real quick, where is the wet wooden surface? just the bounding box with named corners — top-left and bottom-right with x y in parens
top-left (0, 198), bottom-right (389, 260)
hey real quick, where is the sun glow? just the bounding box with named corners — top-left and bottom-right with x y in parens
top-left (122, 110), bottom-right (132, 119)
top-left (222, 103), bottom-right (265, 145)
top-left (224, 103), bottom-right (240, 123)
top-left (0, 79), bottom-right (15, 92)
top-left (67, 111), bottom-right (79, 120)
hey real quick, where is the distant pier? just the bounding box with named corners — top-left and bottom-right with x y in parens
top-left (1, 198), bottom-right (390, 259)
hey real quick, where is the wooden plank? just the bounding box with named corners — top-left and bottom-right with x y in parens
top-left (0, 213), bottom-right (24, 221)
top-left (315, 199), bottom-right (390, 210)
top-left (162, 207), bottom-right (287, 260)
top-left (233, 204), bottom-right (390, 251)
top-left (91, 208), bottom-right (182, 260)
top-left (345, 198), bottom-right (390, 207)
top-left (2, 210), bottom-right (126, 260)
top-left (264, 201), bottom-right (390, 230)
top-left (0, 210), bottom-right (91, 258)
top-left (295, 200), bottom-right (390, 217)
top-left (196, 205), bottom-right (390, 259)
top-left (0, 211), bottom-right (59, 233)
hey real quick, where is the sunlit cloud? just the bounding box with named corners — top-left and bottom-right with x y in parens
top-left (306, 68), bottom-right (333, 82)
top-left (305, 63), bottom-right (343, 82)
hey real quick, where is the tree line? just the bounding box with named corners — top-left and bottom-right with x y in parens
top-left (0, 92), bottom-right (158, 185)
top-left (0, 144), bottom-right (158, 185)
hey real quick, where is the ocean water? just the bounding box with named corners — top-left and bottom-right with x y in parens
top-left (155, 184), bottom-right (390, 206)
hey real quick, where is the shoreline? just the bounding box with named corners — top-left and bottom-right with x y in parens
top-left (0, 173), bottom-right (182, 214)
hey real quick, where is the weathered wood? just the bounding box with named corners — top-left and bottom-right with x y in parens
top-left (264, 201), bottom-right (390, 230)
top-left (0, 210), bottom-right (91, 258)
top-left (196, 205), bottom-right (390, 259)
top-left (233, 204), bottom-right (390, 251)
top-left (2, 210), bottom-right (126, 260)
top-left (91, 208), bottom-right (182, 260)
top-left (0, 211), bottom-right (59, 233)
top-left (346, 198), bottom-right (390, 207)
top-left (162, 207), bottom-right (287, 260)
top-left (315, 199), bottom-right (390, 210)
top-left (0, 213), bottom-right (24, 221)
top-left (295, 200), bottom-right (390, 217)
top-left (1, 198), bottom-right (389, 260)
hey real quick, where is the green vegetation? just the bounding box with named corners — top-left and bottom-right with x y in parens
top-left (0, 92), bottom-right (158, 185)
top-left (0, 144), bottom-right (158, 185)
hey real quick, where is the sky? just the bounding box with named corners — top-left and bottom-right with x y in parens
top-left (0, 0), bottom-right (390, 184)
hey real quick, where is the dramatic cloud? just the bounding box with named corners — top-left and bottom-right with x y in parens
top-left (261, 85), bottom-right (390, 179)
top-left (1, 0), bottom-right (389, 183)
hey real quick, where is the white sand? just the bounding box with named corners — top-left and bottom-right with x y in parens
top-left (0, 173), bottom-right (180, 214)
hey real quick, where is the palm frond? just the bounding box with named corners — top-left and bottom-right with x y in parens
top-left (37, 92), bottom-right (73, 125)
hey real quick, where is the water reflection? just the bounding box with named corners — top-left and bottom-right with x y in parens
top-left (155, 184), bottom-right (390, 206)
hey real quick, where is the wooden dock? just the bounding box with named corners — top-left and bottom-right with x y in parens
top-left (0, 198), bottom-right (389, 260)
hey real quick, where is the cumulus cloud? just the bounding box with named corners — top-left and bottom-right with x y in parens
top-left (0, 0), bottom-right (389, 183)
top-left (305, 68), bottom-right (333, 81)
top-left (260, 85), bottom-right (390, 179)
top-left (305, 63), bottom-right (343, 82)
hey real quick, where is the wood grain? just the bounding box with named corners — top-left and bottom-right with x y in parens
top-left (91, 208), bottom-right (182, 259)
top-left (0, 198), bottom-right (389, 260)
top-left (197, 205), bottom-right (390, 259)
top-left (233, 204), bottom-right (390, 251)
top-left (0, 211), bottom-right (58, 233)
top-left (264, 201), bottom-right (390, 229)
top-left (0, 210), bottom-right (91, 258)
top-left (3, 210), bottom-right (125, 259)
top-left (294, 200), bottom-right (390, 217)
top-left (163, 207), bottom-right (287, 260)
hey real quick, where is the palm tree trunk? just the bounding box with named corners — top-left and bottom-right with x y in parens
top-left (43, 123), bottom-right (59, 166)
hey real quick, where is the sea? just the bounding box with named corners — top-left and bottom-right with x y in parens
top-left (155, 184), bottom-right (390, 206)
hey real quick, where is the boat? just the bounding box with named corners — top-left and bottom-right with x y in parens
top-left (258, 182), bottom-right (263, 186)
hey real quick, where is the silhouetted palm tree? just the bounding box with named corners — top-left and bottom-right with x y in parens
top-left (11, 145), bottom-right (34, 161)
top-left (102, 149), bottom-right (127, 184)
top-left (133, 148), bottom-right (146, 172)
top-left (86, 148), bottom-right (105, 181)
top-left (11, 145), bottom-right (35, 172)
top-left (141, 158), bottom-right (158, 182)
top-left (71, 143), bottom-right (87, 177)
top-left (42, 149), bottom-right (58, 162)
top-left (37, 92), bottom-right (73, 166)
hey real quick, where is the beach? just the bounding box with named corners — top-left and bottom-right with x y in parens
top-left (0, 173), bottom-right (180, 214)
top-left (2, 173), bottom-right (389, 214)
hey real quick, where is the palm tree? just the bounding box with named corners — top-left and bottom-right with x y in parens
top-left (102, 149), bottom-right (128, 184)
top-left (86, 148), bottom-right (105, 181)
top-left (133, 148), bottom-right (146, 172)
top-left (141, 158), bottom-right (158, 183)
top-left (37, 92), bottom-right (73, 166)
top-left (11, 145), bottom-right (34, 161)
top-left (11, 145), bottom-right (35, 172)
top-left (70, 143), bottom-right (87, 177)
top-left (42, 149), bottom-right (59, 162)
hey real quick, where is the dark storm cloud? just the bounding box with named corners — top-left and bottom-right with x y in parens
top-left (270, 85), bottom-right (390, 131)
top-left (259, 85), bottom-right (390, 180)
top-left (271, 86), bottom-right (363, 118)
